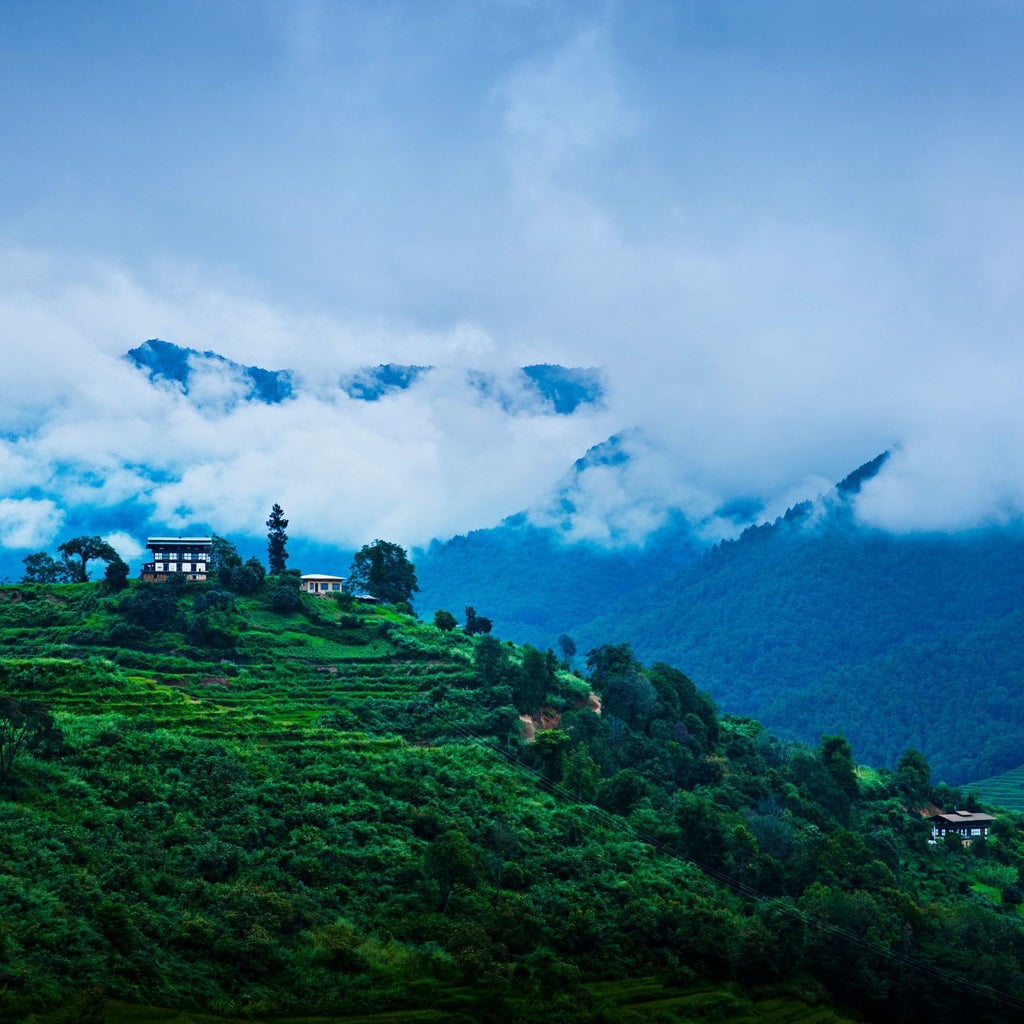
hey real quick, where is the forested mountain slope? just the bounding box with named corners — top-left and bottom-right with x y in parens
top-left (3, 578), bottom-right (1024, 1022)
top-left (417, 451), bottom-right (1024, 786)
top-left (416, 513), bottom-right (701, 649)
top-left (572, 505), bottom-right (1024, 785)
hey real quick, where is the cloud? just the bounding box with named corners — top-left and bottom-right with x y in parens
top-left (103, 532), bottom-right (145, 561)
top-left (0, 249), bottom-right (616, 550)
top-left (3, 4), bottom-right (1024, 547)
top-left (0, 498), bottom-right (65, 549)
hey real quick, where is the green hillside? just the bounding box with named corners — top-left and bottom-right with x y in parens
top-left (570, 511), bottom-right (1024, 785)
top-left (3, 578), bottom-right (1024, 1023)
top-left (968, 765), bottom-right (1024, 814)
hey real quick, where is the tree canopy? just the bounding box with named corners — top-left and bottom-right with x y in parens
top-left (57, 536), bottom-right (119, 583)
top-left (21, 551), bottom-right (70, 584)
top-left (348, 540), bottom-right (419, 606)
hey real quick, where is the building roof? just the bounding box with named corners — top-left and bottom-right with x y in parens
top-left (147, 536), bottom-right (213, 544)
top-left (929, 810), bottom-right (997, 825)
top-left (301, 574), bottom-right (346, 582)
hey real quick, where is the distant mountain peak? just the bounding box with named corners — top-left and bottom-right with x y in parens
top-left (125, 340), bottom-right (603, 416)
top-left (521, 364), bottom-right (604, 414)
top-left (340, 363), bottom-right (433, 401)
top-left (125, 339), bottom-right (293, 404)
top-left (837, 451), bottom-right (891, 495)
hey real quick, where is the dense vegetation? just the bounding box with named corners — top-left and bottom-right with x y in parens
top-left (572, 509), bottom-right (1024, 785)
top-left (3, 579), bottom-right (1024, 1023)
top-left (418, 462), bottom-right (1024, 787)
top-left (415, 514), bottom-right (701, 648)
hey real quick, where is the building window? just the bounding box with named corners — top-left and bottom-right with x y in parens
top-left (332, 583), bottom-right (340, 590)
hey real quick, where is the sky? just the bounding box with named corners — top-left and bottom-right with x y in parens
top-left (2, 0), bottom-right (1024, 562)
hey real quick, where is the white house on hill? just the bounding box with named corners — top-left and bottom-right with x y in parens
top-left (300, 573), bottom-right (346, 596)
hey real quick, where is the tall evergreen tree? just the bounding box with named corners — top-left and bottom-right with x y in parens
top-left (266, 503), bottom-right (289, 575)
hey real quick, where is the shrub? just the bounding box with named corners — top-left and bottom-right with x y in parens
top-left (434, 609), bottom-right (457, 632)
top-left (271, 584), bottom-right (300, 614)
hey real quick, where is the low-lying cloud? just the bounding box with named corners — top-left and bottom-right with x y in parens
top-left (3, 3), bottom-right (1024, 553)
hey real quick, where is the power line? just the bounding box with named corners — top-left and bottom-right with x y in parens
top-left (413, 697), bottom-right (1024, 1015)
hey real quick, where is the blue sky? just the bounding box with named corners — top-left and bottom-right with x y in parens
top-left (2, 0), bottom-right (1024, 556)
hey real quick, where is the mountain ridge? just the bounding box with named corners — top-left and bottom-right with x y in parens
top-left (125, 338), bottom-right (605, 415)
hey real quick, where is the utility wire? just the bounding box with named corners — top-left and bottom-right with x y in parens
top-left (407, 693), bottom-right (1024, 1014)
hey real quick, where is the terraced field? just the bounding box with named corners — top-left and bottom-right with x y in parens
top-left (969, 764), bottom-right (1024, 812)
top-left (0, 581), bottom-right (480, 745)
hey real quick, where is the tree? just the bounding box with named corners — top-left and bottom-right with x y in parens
top-left (820, 735), bottom-right (859, 799)
top-left (433, 609), bottom-right (457, 631)
top-left (229, 560), bottom-right (264, 595)
top-left (266, 503), bottom-right (289, 575)
top-left (514, 645), bottom-right (553, 712)
top-left (121, 583), bottom-right (183, 631)
top-left (896, 748), bottom-right (932, 807)
top-left (56, 536), bottom-right (118, 583)
top-left (585, 643), bottom-right (640, 688)
top-left (0, 696), bottom-right (61, 786)
top-left (557, 633), bottom-right (577, 667)
top-left (532, 729), bottom-right (570, 784)
top-left (464, 606), bottom-right (493, 635)
top-left (271, 579), bottom-right (300, 613)
top-left (348, 539), bottom-right (419, 606)
top-left (21, 551), bottom-right (69, 584)
top-left (425, 829), bottom-right (476, 914)
top-left (211, 534), bottom-right (243, 583)
top-left (103, 555), bottom-right (130, 591)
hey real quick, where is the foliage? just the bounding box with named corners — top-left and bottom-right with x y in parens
top-left (0, 581), bottom-right (1023, 1023)
top-left (21, 551), bottom-right (71, 584)
top-left (270, 579), bottom-right (300, 613)
top-left (433, 609), bottom-right (457, 631)
top-left (349, 539), bottom-right (419, 607)
top-left (120, 582), bottom-right (183, 630)
top-left (425, 829), bottom-right (477, 914)
top-left (464, 605), bottom-right (492, 635)
top-left (420, 475), bottom-right (1024, 787)
top-left (557, 633), bottom-right (577, 665)
top-left (0, 695), bottom-right (61, 785)
top-left (103, 555), bottom-right (130, 591)
top-left (266, 503), bottom-right (289, 575)
top-left (210, 533), bottom-right (242, 579)
top-left (572, 516), bottom-right (1024, 786)
top-left (57, 536), bottom-right (119, 583)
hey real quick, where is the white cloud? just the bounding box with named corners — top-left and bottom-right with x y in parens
top-left (3, 5), bottom-right (1024, 548)
top-left (104, 531), bottom-right (145, 561)
top-left (0, 498), bottom-right (65, 549)
top-left (0, 251), bottom-right (616, 549)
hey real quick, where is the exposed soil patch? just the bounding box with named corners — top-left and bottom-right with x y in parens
top-left (520, 692), bottom-right (600, 741)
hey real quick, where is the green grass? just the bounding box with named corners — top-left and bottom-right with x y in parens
top-left (0, 582), bottom-right (475, 747)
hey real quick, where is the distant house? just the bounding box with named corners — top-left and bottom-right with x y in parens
top-left (928, 809), bottom-right (997, 845)
top-left (141, 537), bottom-right (213, 582)
top-left (300, 573), bottom-right (346, 596)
